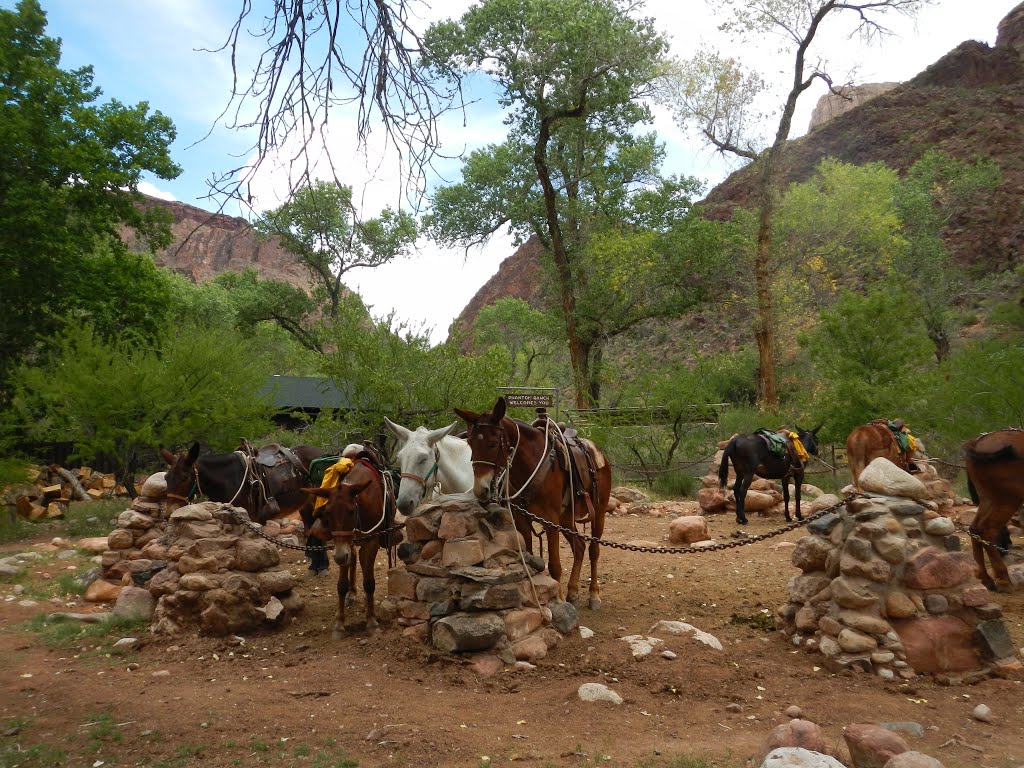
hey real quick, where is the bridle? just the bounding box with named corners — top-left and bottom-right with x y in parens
top-left (327, 461), bottom-right (391, 540)
top-left (165, 451), bottom-right (252, 507)
top-left (399, 447), bottom-right (440, 499)
top-left (469, 417), bottom-right (551, 502)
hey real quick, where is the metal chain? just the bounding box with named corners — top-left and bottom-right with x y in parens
top-left (953, 520), bottom-right (1011, 555)
top-left (507, 494), bottom-right (863, 554)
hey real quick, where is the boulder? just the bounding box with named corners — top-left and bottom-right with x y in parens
top-left (843, 723), bottom-right (909, 768)
top-left (610, 486), bottom-right (648, 503)
top-left (756, 719), bottom-right (834, 764)
top-left (761, 747), bottom-right (846, 767)
top-left (668, 515), bottom-right (710, 545)
top-left (857, 459), bottom-right (928, 500)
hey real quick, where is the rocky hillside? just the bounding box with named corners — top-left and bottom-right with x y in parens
top-left (452, 4), bottom-right (1024, 340)
top-left (122, 199), bottom-right (311, 290)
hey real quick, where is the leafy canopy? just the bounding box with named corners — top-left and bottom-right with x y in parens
top-left (0, 0), bottom-right (180, 397)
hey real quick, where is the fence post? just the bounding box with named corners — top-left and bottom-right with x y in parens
top-left (831, 445), bottom-right (837, 481)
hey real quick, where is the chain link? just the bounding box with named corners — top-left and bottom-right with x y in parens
top-left (507, 494), bottom-right (864, 554)
top-left (953, 520), bottom-right (1011, 555)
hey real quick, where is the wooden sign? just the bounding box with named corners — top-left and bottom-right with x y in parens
top-left (502, 392), bottom-right (555, 408)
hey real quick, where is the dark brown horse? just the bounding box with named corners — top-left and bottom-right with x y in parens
top-left (845, 420), bottom-right (918, 488)
top-left (718, 426), bottom-right (821, 526)
top-left (963, 429), bottom-right (1024, 591)
top-left (303, 458), bottom-right (399, 636)
top-left (454, 397), bottom-right (611, 609)
top-left (160, 442), bottom-right (329, 573)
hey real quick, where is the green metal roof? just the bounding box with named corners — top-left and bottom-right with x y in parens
top-left (258, 375), bottom-right (354, 410)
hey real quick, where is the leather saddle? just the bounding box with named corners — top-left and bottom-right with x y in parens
top-left (240, 440), bottom-right (309, 518)
top-left (534, 416), bottom-right (601, 523)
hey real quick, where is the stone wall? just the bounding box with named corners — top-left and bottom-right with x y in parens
top-left (382, 495), bottom-right (578, 664)
top-left (778, 492), bottom-right (1021, 683)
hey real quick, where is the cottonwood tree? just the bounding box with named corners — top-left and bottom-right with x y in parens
top-left (0, 0), bottom-right (180, 401)
top-left (254, 180), bottom-right (417, 351)
top-left (212, 1), bottom-right (463, 207)
top-left (423, 0), bottom-right (691, 408)
top-left (663, 0), bottom-right (930, 409)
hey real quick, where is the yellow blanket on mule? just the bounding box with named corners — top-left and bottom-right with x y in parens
top-left (313, 457), bottom-right (354, 511)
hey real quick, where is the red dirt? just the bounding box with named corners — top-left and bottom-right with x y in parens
top-left (1, 510), bottom-right (1022, 768)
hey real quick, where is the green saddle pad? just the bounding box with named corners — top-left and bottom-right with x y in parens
top-left (754, 428), bottom-right (788, 457)
top-left (307, 455), bottom-right (342, 486)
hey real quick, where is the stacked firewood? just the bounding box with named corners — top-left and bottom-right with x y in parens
top-left (7, 466), bottom-right (130, 521)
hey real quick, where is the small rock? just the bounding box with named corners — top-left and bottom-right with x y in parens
top-left (785, 705), bottom-right (803, 719)
top-left (971, 703), bottom-right (993, 723)
top-left (513, 661), bottom-right (536, 672)
top-left (577, 682), bottom-right (623, 704)
top-left (151, 670), bottom-right (171, 677)
top-left (113, 637), bottom-right (140, 650)
top-left (661, 650), bottom-right (677, 660)
top-left (579, 626), bottom-right (595, 640)
top-left (726, 702), bottom-right (743, 713)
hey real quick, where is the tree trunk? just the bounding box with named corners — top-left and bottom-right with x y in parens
top-left (534, 116), bottom-right (592, 409)
top-left (753, 197), bottom-right (778, 409)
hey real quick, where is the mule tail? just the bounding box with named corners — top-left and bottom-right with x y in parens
top-left (967, 474), bottom-right (979, 505)
top-left (718, 440), bottom-right (734, 489)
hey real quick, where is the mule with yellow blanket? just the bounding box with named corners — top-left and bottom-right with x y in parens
top-left (845, 418), bottom-right (920, 489)
top-left (718, 426), bottom-right (821, 526)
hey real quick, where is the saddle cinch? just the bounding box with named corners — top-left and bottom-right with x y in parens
top-left (534, 413), bottom-right (603, 524)
top-left (240, 439), bottom-right (309, 519)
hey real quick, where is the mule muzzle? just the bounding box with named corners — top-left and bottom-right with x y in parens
top-left (333, 539), bottom-right (353, 567)
top-left (471, 468), bottom-right (494, 500)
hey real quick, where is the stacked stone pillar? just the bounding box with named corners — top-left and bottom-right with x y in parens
top-left (779, 493), bottom-right (1021, 682)
top-left (383, 495), bottom-right (578, 663)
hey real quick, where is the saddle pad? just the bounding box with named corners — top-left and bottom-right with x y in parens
top-left (308, 455), bottom-right (342, 486)
top-left (754, 428), bottom-right (788, 457)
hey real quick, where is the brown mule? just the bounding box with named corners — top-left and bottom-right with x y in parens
top-left (963, 429), bottom-right (1024, 591)
top-left (304, 459), bottom-right (399, 637)
top-left (454, 397), bottom-right (611, 609)
top-left (845, 420), bottom-right (915, 488)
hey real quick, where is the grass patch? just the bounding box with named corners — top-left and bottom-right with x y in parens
top-left (83, 712), bottom-right (123, 754)
top-left (0, 740), bottom-right (67, 767)
top-left (729, 611), bottom-right (776, 632)
top-left (0, 498), bottom-right (123, 547)
top-left (22, 613), bottom-right (148, 649)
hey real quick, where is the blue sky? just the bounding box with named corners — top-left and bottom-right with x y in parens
top-left (17, 0), bottom-right (1018, 342)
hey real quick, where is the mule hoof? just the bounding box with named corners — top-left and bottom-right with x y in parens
top-left (736, 519), bottom-right (748, 527)
top-left (567, 594), bottom-right (581, 608)
top-left (345, 594), bottom-right (357, 607)
top-left (589, 596), bottom-right (602, 611)
top-left (331, 628), bottom-right (344, 640)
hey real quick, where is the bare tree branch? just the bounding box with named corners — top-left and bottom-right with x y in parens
top-left (201, 1), bottom-right (465, 212)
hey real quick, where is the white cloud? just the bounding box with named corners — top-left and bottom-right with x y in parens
top-left (138, 180), bottom-right (177, 201)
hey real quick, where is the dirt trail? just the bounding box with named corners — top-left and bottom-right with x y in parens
top-left (1, 510), bottom-right (1022, 768)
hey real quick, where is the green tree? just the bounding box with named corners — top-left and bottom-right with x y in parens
top-left (799, 288), bottom-right (932, 439)
top-left (664, 0), bottom-right (930, 409)
top-left (0, 0), bottom-right (180, 399)
top-left (313, 300), bottom-right (513, 439)
top-left (892, 150), bottom-right (1001, 362)
top-left (424, 0), bottom-right (672, 408)
top-left (255, 180), bottom-right (417, 324)
top-left (473, 298), bottom-right (564, 387)
top-left (4, 323), bottom-right (276, 492)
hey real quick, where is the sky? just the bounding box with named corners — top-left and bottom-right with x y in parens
top-left (19, 0), bottom-right (1018, 343)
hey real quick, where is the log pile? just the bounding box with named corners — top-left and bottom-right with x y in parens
top-left (5, 465), bottom-right (131, 521)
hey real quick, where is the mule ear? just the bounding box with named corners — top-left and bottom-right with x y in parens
top-left (187, 442), bottom-right (200, 464)
top-left (812, 423), bottom-right (823, 435)
top-left (427, 421), bottom-right (459, 445)
top-left (383, 416), bottom-right (411, 443)
top-left (159, 447), bottom-right (177, 465)
top-left (302, 487), bottom-right (332, 499)
top-left (493, 397), bottom-right (507, 422)
top-left (453, 407), bottom-right (476, 424)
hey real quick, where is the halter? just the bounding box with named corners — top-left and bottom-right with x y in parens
top-left (167, 452), bottom-right (251, 507)
top-left (399, 447), bottom-right (440, 497)
top-left (471, 418), bottom-right (551, 501)
top-left (329, 460), bottom-right (392, 539)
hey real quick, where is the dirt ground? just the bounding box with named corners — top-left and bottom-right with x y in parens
top-left (1, 508), bottom-right (1023, 768)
